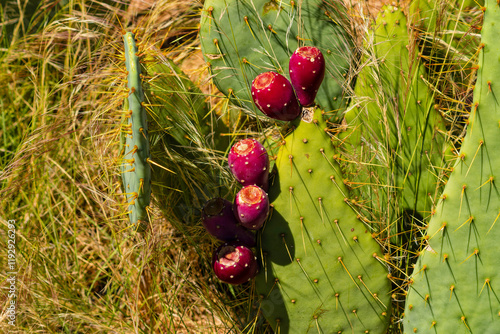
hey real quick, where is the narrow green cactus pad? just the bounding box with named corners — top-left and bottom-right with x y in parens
top-left (340, 5), bottom-right (449, 223)
top-left (200, 0), bottom-right (352, 117)
top-left (404, 1), bottom-right (500, 332)
top-left (256, 109), bottom-right (391, 333)
top-left (120, 32), bottom-right (151, 227)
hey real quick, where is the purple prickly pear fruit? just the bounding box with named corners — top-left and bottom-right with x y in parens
top-left (234, 185), bottom-right (269, 230)
top-left (212, 244), bottom-right (258, 285)
top-left (202, 198), bottom-right (256, 247)
top-left (228, 138), bottom-right (269, 191)
top-left (289, 46), bottom-right (325, 107)
top-left (251, 71), bottom-right (301, 121)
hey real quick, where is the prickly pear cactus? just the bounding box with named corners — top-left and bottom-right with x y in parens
top-left (199, 0), bottom-right (352, 117)
top-left (404, 1), bottom-right (500, 332)
top-left (145, 60), bottom-right (229, 153)
top-left (340, 5), bottom-right (449, 224)
top-left (256, 109), bottom-right (391, 333)
top-left (410, 0), bottom-right (484, 35)
top-left (120, 32), bottom-right (151, 228)
top-left (409, 0), bottom-right (483, 75)
top-left (144, 56), bottom-right (231, 226)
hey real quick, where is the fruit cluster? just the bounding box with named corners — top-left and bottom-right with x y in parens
top-left (202, 46), bottom-right (325, 285)
top-left (251, 46), bottom-right (325, 121)
top-left (203, 138), bottom-right (269, 285)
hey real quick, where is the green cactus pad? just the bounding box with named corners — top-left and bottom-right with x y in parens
top-left (340, 5), bottom-right (449, 224)
top-left (410, 0), bottom-right (484, 35)
top-left (404, 1), bottom-right (500, 332)
top-left (143, 58), bottom-right (231, 226)
top-left (144, 60), bottom-right (229, 153)
top-left (120, 32), bottom-right (151, 228)
top-left (409, 0), bottom-right (483, 78)
top-left (199, 0), bottom-right (352, 117)
top-left (256, 109), bottom-right (391, 333)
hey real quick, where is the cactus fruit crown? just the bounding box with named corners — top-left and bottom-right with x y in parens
top-left (213, 244), bottom-right (259, 285)
top-left (232, 139), bottom-right (255, 156)
top-left (252, 72), bottom-right (276, 91)
top-left (289, 46), bottom-right (326, 107)
top-left (228, 138), bottom-right (270, 190)
top-left (295, 46), bottom-right (320, 59)
top-left (203, 197), bottom-right (224, 216)
top-left (216, 245), bottom-right (244, 265)
top-left (237, 185), bottom-right (263, 205)
top-left (251, 71), bottom-right (301, 121)
top-left (235, 185), bottom-right (269, 230)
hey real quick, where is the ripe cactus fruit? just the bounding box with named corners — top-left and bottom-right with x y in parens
top-left (251, 72), bottom-right (301, 121)
top-left (256, 108), bottom-right (391, 333)
top-left (404, 1), bottom-right (500, 332)
top-left (289, 46), bottom-right (326, 106)
top-left (202, 198), bottom-right (256, 248)
top-left (200, 0), bottom-right (352, 117)
top-left (120, 32), bottom-right (151, 228)
top-left (234, 185), bottom-right (269, 230)
top-left (228, 138), bottom-right (269, 191)
top-left (213, 244), bottom-right (258, 285)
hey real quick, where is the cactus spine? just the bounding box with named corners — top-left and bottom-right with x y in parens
top-left (256, 109), bottom-right (391, 333)
top-left (404, 1), bottom-right (500, 332)
top-left (120, 32), bottom-right (151, 228)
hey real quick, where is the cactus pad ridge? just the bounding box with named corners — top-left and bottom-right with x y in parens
top-left (120, 32), bottom-right (151, 228)
top-left (404, 1), bottom-right (500, 332)
top-left (256, 109), bottom-right (391, 333)
top-left (200, 0), bottom-right (352, 116)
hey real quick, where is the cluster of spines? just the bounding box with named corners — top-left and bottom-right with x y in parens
top-left (120, 32), bottom-right (151, 229)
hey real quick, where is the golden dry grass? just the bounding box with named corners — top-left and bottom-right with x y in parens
top-left (0, 0), bottom-right (259, 332)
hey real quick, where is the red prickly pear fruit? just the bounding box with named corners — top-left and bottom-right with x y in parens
top-left (234, 185), bottom-right (269, 230)
top-left (228, 138), bottom-right (269, 191)
top-left (289, 46), bottom-right (325, 107)
top-left (202, 198), bottom-right (256, 247)
top-left (251, 71), bottom-right (301, 121)
top-left (212, 244), bottom-right (258, 285)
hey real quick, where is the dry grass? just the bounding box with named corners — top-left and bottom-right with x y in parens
top-left (0, 0), bottom-right (259, 332)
